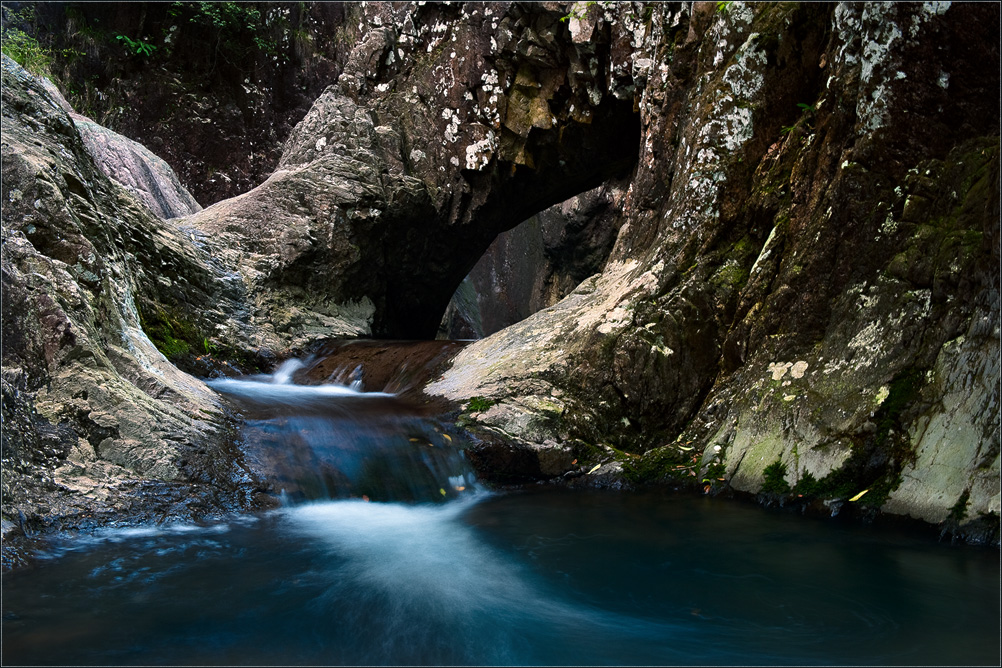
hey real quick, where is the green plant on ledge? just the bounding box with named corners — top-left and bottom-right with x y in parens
top-left (117, 34), bottom-right (157, 57)
top-left (466, 396), bottom-right (494, 413)
top-left (761, 459), bottom-right (791, 494)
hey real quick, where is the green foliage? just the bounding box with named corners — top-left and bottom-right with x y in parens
top-left (466, 396), bottom-right (494, 413)
top-left (873, 368), bottom-right (923, 449)
top-left (761, 459), bottom-right (791, 494)
top-left (560, 1), bottom-right (601, 22)
top-left (716, 1), bottom-right (735, 13)
top-left (170, 1), bottom-right (262, 29)
top-left (116, 34), bottom-right (156, 57)
top-left (1, 6), bottom-right (51, 75)
top-left (781, 102), bottom-right (816, 136)
top-left (166, 1), bottom-right (281, 63)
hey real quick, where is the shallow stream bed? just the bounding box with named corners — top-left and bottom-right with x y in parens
top-left (3, 352), bottom-right (998, 666)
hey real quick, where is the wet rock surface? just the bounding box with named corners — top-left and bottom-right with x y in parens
top-left (1, 55), bottom-right (273, 565)
top-left (425, 2), bottom-right (1000, 541)
top-left (2, 1), bottom-right (999, 557)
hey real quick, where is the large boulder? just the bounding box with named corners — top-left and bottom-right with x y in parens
top-left (0, 55), bottom-right (267, 557)
top-left (426, 2), bottom-right (1000, 539)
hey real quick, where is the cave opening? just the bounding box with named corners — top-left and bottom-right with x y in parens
top-left (437, 181), bottom-right (627, 340)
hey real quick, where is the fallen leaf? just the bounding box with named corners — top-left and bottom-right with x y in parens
top-left (849, 489), bottom-right (869, 502)
top-left (454, 485), bottom-right (466, 492)
top-left (442, 434), bottom-right (452, 443)
top-left (409, 438), bottom-right (420, 442)
top-left (571, 459), bottom-right (578, 465)
top-left (587, 463), bottom-right (602, 474)
top-left (678, 446), bottom-right (693, 451)
top-left (439, 488), bottom-right (447, 496)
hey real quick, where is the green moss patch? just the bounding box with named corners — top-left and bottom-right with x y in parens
top-left (137, 302), bottom-right (201, 362)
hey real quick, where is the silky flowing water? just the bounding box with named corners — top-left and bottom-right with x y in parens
top-left (2, 355), bottom-right (999, 666)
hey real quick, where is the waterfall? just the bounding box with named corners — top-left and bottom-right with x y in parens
top-left (205, 352), bottom-right (477, 503)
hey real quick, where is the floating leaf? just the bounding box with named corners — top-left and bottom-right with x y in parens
top-left (454, 485), bottom-right (466, 492)
top-left (409, 438), bottom-right (420, 442)
top-left (849, 489), bottom-right (869, 502)
top-left (571, 459), bottom-right (578, 465)
top-left (439, 488), bottom-right (447, 496)
top-left (442, 434), bottom-right (452, 443)
top-left (587, 463), bottom-right (602, 474)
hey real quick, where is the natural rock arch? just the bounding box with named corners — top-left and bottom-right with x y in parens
top-left (184, 2), bottom-right (644, 340)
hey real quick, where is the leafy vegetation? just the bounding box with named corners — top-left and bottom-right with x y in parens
top-left (116, 34), bottom-right (156, 57)
top-left (761, 459), bottom-right (790, 494)
top-left (1, 6), bottom-right (51, 75)
top-left (466, 396), bottom-right (494, 413)
top-left (166, 2), bottom-right (278, 61)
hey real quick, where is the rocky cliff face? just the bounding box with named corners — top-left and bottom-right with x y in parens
top-left (2, 1), bottom-right (999, 550)
top-left (423, 2), bottom-right (999, 540)
top-left (0, 55), bottom-right (273, 562)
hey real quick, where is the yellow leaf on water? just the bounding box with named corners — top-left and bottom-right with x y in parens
top-left (409, 438), bottom-right (420, 442)
top-left (439, 488), bottom-right (447, 496)
top-left (442, 434), bottom-right (452, 443)
top-left (587, 464), bottom-right (602, 474)
top-left (454, 486), bottom-right (466, 492)
top-left (849, 489), bottom-right (869, 502)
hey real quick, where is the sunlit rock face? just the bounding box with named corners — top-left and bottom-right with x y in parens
top-left (0, 55), bottom-right (275, 549)
top-left (426, 2), bottom-right (999, 538)
top-left (439, 181), bottom-right (627, 340)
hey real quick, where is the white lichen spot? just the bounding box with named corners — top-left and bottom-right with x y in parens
top-left (783, 394), bottom-right (796, 402)
top-left (409, 149), bottom-right (426, 162)
top-left (768, 362), bottom-right (792, 381)
top-left (315, 136), bottom-right (327, 151)
top-left (874, 385), bottom-right (890, 406)
top-left (450, 156), bottom-right (460, 167)
top-left (790, 361), bottom-right (809, 379)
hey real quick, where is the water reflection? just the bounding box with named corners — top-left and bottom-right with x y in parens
top-left (2, 491), bottom-right (998, 666)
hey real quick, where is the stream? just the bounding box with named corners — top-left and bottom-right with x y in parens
top-left (2, 351), bottom-right (999, 666)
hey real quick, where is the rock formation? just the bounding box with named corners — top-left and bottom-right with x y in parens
top-left (1, 55), bottom-right (268, 563)
top-left (2, 1), bottom-right (999, 553)
top-left (423, 2), bottom-right (999, 539)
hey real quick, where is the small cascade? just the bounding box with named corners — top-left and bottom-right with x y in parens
top-left (270, 357), bottom-right (307, 384)
top-left (205, 345), bottom-right (478, 504)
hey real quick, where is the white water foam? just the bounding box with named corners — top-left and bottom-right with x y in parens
top-left (205, 357), bottom-right (395, 406)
